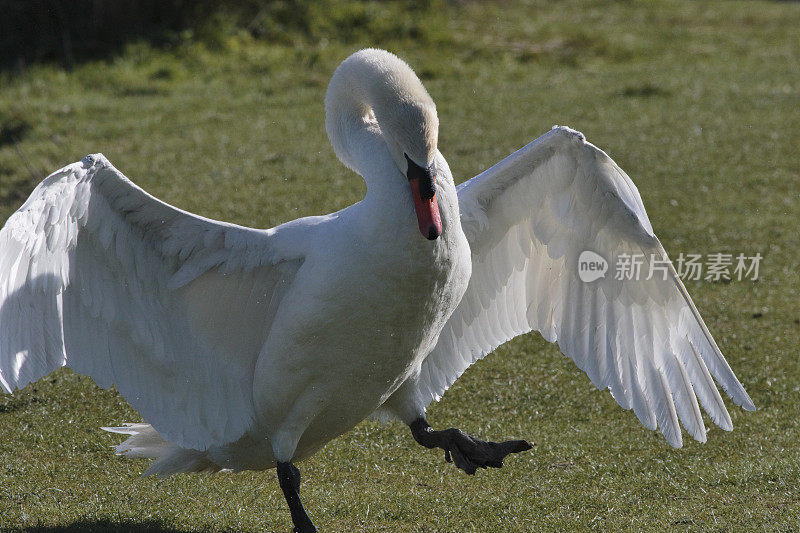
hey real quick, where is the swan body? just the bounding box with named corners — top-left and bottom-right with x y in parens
top-left (0, 48), bottom-right (753, 530)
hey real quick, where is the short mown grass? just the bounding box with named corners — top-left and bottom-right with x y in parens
top-left (1, 1), bottom-right (799, 530)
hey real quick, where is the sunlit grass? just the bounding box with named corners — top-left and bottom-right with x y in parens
top-left (1, 1), bottom-right (799, 530)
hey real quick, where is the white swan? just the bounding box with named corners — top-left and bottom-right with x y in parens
top-left (0, 48), bottom-right (753, 532)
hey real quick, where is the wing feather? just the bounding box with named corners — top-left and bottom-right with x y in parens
top-left (417, 127), bottom-right (754, 447)
top-left (0, 155), bottom-right (304, 450)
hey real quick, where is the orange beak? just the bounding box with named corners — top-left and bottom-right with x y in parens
top-left (409, 176), bottom-right (442, 240)
top-left (406, 155), bottom-right (442, 240)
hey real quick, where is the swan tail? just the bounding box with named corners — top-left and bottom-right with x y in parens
top-left (102, 423), bottom-right (222, 477)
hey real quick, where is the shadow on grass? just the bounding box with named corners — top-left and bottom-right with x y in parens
top-left (12, 518), bottom-right (188, 532)
top-left (0, 1), bottom-right (221, 71)
top-left (0, 395), bottom-right (40, 413)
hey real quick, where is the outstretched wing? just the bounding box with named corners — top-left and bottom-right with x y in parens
top-left (0, 155), bottom-right (304, 450)
top-left (419, 127), bottom-right (754, 447)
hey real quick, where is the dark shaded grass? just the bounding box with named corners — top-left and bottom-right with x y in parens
top-left (7, 518), bottom-right (184, 533)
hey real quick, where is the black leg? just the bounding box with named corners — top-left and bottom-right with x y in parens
top-left (277, 461), bottom-right (316, 533)
top-left (409, 418), bottom-right (533, 475)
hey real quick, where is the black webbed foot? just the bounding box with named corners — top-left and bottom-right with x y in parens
top-left (409, 418), bottom-right (533, 475)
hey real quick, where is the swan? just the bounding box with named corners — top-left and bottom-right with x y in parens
top-left (0, 48), bottom-right (754, 532)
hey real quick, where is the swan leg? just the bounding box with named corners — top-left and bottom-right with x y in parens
top-left (409, 418), bottom-right (532, 475)
top-left (277, 461), bottom-right (316, 533)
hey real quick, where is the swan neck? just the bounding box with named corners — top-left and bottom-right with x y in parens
top-left (324, 49), bottom-right (437, 180)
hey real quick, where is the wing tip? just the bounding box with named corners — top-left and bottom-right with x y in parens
top-left (665, 433), bottom-right (683, 449)
top-left (80, 153), bottom-right (111, 169)
top-left (723, 379), bottom-right (756, 412)
top-left (740, 395), bottom-right (757, 412)
top-left (550, 125), bottom-right (586, 144)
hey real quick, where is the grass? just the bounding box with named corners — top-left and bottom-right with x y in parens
top-left (1, 0), bottom-right (799, 530)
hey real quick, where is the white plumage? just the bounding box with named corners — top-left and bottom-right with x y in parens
top-left (0, 154), bottom-right (306, 455)
top-left (417, 127), bottom-right (754, 448)
top-left (0, 48), bottom-right (752, 510)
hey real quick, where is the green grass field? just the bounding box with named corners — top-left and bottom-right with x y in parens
top-left (1, 1), bottom-right (799, 530)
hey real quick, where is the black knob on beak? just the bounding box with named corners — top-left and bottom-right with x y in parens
top-left (405, 155), bottom-right (436, 199)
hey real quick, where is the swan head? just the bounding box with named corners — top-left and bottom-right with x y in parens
top-left (379, 96), bottom-right (441, 241)
top-left (325, 48), bottom-right (442, 240)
